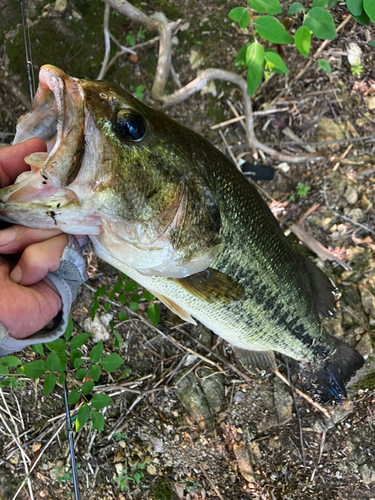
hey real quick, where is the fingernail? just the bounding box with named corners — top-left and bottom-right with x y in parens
top-left (10, 265), bottom-right (22, 284)
top-left (0, 227), bottom-right (16, 247)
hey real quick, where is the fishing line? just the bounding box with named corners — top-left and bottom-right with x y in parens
top-left (19, 0), bottom-right (35, 102)
top-left (19, 3), bottom-right (80, 498)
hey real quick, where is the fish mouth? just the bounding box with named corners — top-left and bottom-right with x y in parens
top-left (0, 65), bottom-right (92, 231)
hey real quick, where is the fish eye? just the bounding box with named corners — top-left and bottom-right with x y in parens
top-left (115, 109), bottom-right (146, 141)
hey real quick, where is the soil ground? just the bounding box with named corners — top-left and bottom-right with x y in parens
top-left (0, 1), bottom-right (375, 499)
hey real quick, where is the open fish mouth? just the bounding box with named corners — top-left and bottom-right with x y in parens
top-left (0, 65), bottom-right (100, 233)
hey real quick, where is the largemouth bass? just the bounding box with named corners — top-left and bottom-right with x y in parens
top-left (0, 65), bottom-right (364, 402)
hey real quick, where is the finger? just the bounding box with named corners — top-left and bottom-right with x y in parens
top-left (10, 234), bottom-right (69, 286)
top-left (0, 138), bottom-right (47, 187)
top-left (0, 277), bottom-right (62, 339)
top-left (0, 225), bottom-right (62, 253)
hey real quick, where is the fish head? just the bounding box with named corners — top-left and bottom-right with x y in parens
top-left (0, 65), bottom-right (224, 277)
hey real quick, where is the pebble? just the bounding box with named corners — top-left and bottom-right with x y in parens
top-left (358, 285), bottom-right (375, 318)
top-left (344, 184), bottom-right (358, 205)
top-left (82, 316), bottom-right (110, 342)
top-left (146, 464), bottom-right (157, 475)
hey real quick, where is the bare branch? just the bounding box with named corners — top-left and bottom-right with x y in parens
top-left (102, 0), bottom-right (159, 32)
top-left (97, 4), bottom-right (111, 80)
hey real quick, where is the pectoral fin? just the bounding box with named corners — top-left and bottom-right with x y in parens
top-left (173, 268), bottom-right (244, 304)
top-left (232, 347), bottom-right (276, 373)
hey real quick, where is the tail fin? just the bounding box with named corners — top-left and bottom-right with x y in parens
top-left (303, 341), bottom-right (364, 404)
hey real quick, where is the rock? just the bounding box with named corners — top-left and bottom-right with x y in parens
top-left (273, 376), bottom-right (293, 425)
top-left (345, 207), bottom-right (365, 223)
top-left (115, 463), bottom-right (124, 475)
top-left (189, 50), bottom-right (204, 69)
top-left (328, 171), bottom-right (347, 197)
top-left (359, 461), bottom-right (375, 484)
top-left (54, 0), bottom-right (67, 12)
top-left (233, 443), bottom-right (254, 482)
top-left (82, 316), bottom-right (110, 342)
top-left (315, 118), bottom-right (345, 151)
top-left (366, 96), bottom-right (375, 111)
top-left (149, 435), bottom-right (164, 453)
top-left (359, 285), bottom-right (375, 318)
top-left (343, 184), bottom-right (358, 205)
top-left (201, 80), bottom-right (217, 97)
top-left (355, 333), bottom-right (373, 357)
top-left (146, 464), bottom-right (157, 475)
top-left (347, 42), bottom-right (362, 66)
top-left (277, 162), bottom-right (290, 173)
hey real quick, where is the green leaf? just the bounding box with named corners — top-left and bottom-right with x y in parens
top-left (318, 58), bottom-right (332, 73)
top-left (294, 26), bottom-right (311, 57)
top-left (32, 344), bottom-right (44, 356)
top-left (104, 302), bottom-right (111, 312)
top-left (117, 312), bottom-right (127, 322)
top-left (90, 340), bottom-right (103, 364)
top-left (369, 41), bottom-right (375, 47)
top-left (0, 364), bottom-right (9, 375)
top-left (108, 290), bottom-right (115, 300)
top-left (312, 0), bottom-right (328, 6)
top-left (1, 356), bottom-right (21, 368)
top-left (114, 280), bottom-right (124, 293)
top-left (68, 389), bottom-right (80, 405)
top-left (129, 302), bottom-right (139, 311)
top-left (245, 42), bottom-right (265, 96)
top-left (228, 7), bottom-right (250, 28)
top-left (119, 367), bottom-right (132, 380)
top-left (253, 16), bottom-right (294, 44)
top-left (327, 0), bottom-right (337, 6)
top-left (118, 294), bottom-right (128, 304)
top-left (74, 357), bottom-right (84, 369)
top-left (288, 2), bottom-right (304, 14)
top-left (58, 372), bottom-right (66, 384)
top-left (142, 290), bottom-right (155, 302)
top-left (91, 393), bottom-right (113, 410)
top-left (131, 294), bottom-right (140, 303)
top-left (94, 285), bottom-right (108, 298)
top-left (64, 316), bottom-right (74, 341)
top-left (248, 0), bottom-right (281, 15)
top-left (91, 298), bottom-right (99, 321)
top-left (124, 280), bottom-right (139, 293)
top-left (147, 303), bottom-right (160, 327)
top-left (76, 368), bottom-right (87, 380)
top-left (22, 360), bottom-right (46, 379)
top-left (113, 330), bottom-right (124, 349)
top-left (346, 0), bottom-right (363, 16)
top-left (89, 364), bottom-right (101, 382)
top-left (120, 273), bottom-right (128, 281)
top-left (304, 7), bottom-right (336, 40)
top-left (363, 0), bottom-right (375, 20)
top-left (69, 349), bottom-right (83, 361)
top-left (352, 10), bottom-right (371, 24)
top-left (46, 351), bottom-right (61, 371)
top-left (91, 410), bottom-right (104, 431)
top-left (69, 333), bottom-right (90, 349)
top-left (43, 373), bottom-right (57, 397)
top-left (264, 50), bottom-right (289, 73)
top-left (81, 380), bottom-right (95, 395)
top-left (100, 353), bottom-right (124, 372)
top-left (76, 403), bottom-right (90, 431)
top-left (45, 338), bottom-right (66, 352)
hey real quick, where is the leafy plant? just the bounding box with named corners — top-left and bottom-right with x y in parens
top-left (53, 463), bottom-right (81, 485)
top-left (350, 62), bottom-right (363, 76)
top-left (115, 462), bottom-right (147, 491)
top-left (296, 182), bottom-right (311, 198)
top-left (229, 0), bottom-right (375, 96)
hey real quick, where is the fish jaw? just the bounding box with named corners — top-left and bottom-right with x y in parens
top-left (0, 65), bottom-right (101, 234)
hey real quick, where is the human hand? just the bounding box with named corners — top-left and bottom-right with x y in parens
top-left (0, 139), bottom-right (68, 339)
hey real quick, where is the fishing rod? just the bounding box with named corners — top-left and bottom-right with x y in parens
top-left (19, 2), bottom-right (80, 498)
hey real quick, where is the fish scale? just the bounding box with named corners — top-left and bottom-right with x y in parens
top-left (0, 65), bottom-right (364, 402)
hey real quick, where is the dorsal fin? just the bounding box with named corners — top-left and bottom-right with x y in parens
top-left (173, 268), bottom-right (244, 303)
top-left (301, 255), bottom-right (340, 318)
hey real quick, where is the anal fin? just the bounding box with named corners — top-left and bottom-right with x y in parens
top-left (233, 346), bottom-right (276, 373)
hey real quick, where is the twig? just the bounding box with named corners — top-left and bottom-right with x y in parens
top-left (210, 108), bottom-right (290, 130)
top-left (268, 14), bottom-right (353, 108)
top-left (97, 4), bottom-right (111, 80)
top-left (288, 223), bottom-right (352, 271)
top-left (274, 369), bottom-right (331, 419)
top-left (263, 134), bottom-right (375, 148)
top-left (332, 212), bottom-right (375, 236)
top-left (200, 464), bottom-right (225, 500)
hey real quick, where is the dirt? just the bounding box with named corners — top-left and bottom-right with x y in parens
top-left (0, 1), bottom-right (375, 499)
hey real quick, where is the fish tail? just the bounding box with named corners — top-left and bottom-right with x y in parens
top-left (302, 341), bottom-right (364, 404)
